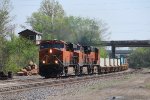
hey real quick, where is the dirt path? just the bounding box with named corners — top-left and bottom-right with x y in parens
top-left (94, 74), bottom-right (150, 100)
top-left (48, 69), bottom-right (150, 100)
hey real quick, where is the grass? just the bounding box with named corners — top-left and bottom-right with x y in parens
top-left (85, 74), bottom-right (134, 91)
top-left (144, 78), bottom-right (150, 89)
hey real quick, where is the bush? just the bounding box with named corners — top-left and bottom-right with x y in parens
top-left (100, 47), bottom-right (108, 58)
top-left (3, 56), bottom-right (20, 73)
top-left (129, 47), bottom-right (150, 68)
top-left (2, 36), bottom-right (39, 73)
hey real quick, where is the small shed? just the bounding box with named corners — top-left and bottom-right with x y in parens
top-left (18, 29), bottom-right (42, 45)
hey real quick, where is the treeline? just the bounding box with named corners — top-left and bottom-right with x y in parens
top-left (26, 0), bottom-right (109, 45)
top-left (0, 37), bottom-right (38, 73)
top-left (0, 0), bottom-right (108, 73)
top-left (129, 47), bottom-right (150, 68)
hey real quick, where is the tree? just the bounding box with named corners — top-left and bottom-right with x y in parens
top-left (0, 0), bottom-right (13, 37)
top-left (27, 0), bottom-right (109, 45)
top-left (63, 16), bottom-right (109, 45)
top-left (129, 47), bottom-right (150, 68)
top-left (0, 0), bottom-right (14, 70)
top-left (100, 47), bottom-right (108, 58)
top-left (39, 0), bottom-right (65, 18)
top-left (0, 0), bottom-right (39, 73)
top-left (27, 0), bottom-right (65, 40)
top-left (27, 12), bottom-right (53, 39)
top-left (3, 36), bottom-right (39, 73)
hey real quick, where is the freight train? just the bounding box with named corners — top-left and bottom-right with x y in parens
top-left (39, 40), bottom-right (128, 78)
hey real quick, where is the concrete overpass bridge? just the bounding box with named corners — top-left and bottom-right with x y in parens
top-left (93, 40), bottom-right (150, 58)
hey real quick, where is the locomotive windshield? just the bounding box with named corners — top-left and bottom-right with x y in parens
top-left (40, 42), bottom-right (64, 49)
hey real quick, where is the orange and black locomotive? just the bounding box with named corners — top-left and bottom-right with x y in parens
top-left (39, 40), bottom-right (100, 78)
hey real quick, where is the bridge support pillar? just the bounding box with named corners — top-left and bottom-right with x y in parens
top-left (112, 45), bottom-right (115, 58)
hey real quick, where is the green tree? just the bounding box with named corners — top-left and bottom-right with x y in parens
top-left (0, 36), bottom-right (7, 70)
top-left (64, 16), bottom-right (107, 45)
top-left (39, 0), bottom-right (65, 17)
top-left (28, 15), bottom-right (108, 44)
top-left (27, 12), bottom-right (53, 39)
top-left (27, 0), bottom-right (109, 45)
top-left (0, 0), bottom-right (14, 70)
top-left (129, 47), bottom-right (150, 68)
top-left (27, 0), bottom-right (65, 40)
top-left (0, 0), bottom-right (39, 73)
top-left (100, 47), bottom-right (108, 58)
top-left (3, 36), bottom-right (39, 73)
top-left (0, 0), bottom-right (13, 37)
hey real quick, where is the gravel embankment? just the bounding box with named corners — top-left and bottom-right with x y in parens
top-left (0, 73), bottom-right (133, 100)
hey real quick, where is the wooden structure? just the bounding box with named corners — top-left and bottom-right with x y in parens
top-left (18, 29), bottom-right (42, 45)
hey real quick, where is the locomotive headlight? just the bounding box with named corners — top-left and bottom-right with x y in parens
top-left (49, 49), bottom-right (52, 53)
top-left (55, 60), bottom-right (58, 64)
top-left (43, 60), bottom-right (46, 64)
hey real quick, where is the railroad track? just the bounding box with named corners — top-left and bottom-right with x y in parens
top-left (0, 69), bottom-right (138, 94)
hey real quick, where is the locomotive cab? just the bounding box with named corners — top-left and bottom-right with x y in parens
top-left (90, 47), bottom-right (100, 64)
top-left (83, 46), bottom-right (91, 54)
top-left (39, 40), bottom-right (64, 65)
top-left (81, 46), bottom-right (100, 74)
top-left (65, 42), bottom-right (77, 65)
top-left (66, 42), bottom-right (76, 52)
top-left (39, 40), bottom-right (66, 77)
top-left (74, 44), bottom-right (84, 66)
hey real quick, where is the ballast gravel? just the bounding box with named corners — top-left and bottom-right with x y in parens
top-left (0, 68), bottom-right (135, 100)
top-left (0, 75), bottom-right (126, 100)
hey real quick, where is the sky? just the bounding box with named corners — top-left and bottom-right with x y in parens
top-left (11, 0), bottom-right (150, 40)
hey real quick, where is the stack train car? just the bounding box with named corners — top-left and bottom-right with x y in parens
top-left (39, 40), bottom-right (128, 78)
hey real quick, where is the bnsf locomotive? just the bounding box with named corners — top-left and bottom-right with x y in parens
top-left (39, 40), bottom-right (128, 78)
top-left (39, 40), bottom-right (101, 78)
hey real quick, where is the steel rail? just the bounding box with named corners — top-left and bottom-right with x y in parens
top-left (0, 69), bottom-right (137, 94)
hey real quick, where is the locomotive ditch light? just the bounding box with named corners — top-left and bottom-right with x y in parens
top-left (43, 60), bottom-right (46, 64)
top-left (49, 49), bottom-right (52, 53)
top-left (55, 60), bottom-right (58, 64)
